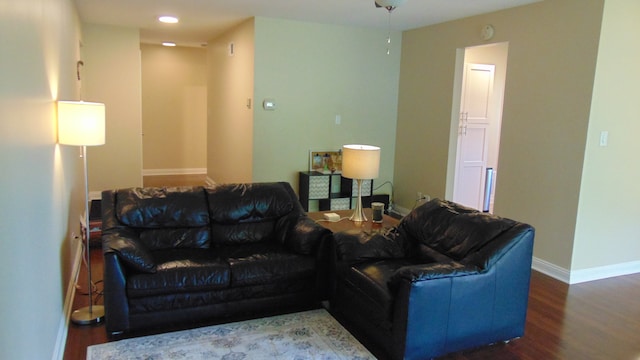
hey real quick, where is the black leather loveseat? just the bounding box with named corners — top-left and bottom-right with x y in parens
top-left (331, 199), bottom-right (535, 360)
top-left (101, 182), bottom-right (330, 337)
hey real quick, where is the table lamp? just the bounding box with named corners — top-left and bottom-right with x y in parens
top-left (342, 144), bottom-right (380, 222)
top-left (58, 100), bottom-right (106, 325)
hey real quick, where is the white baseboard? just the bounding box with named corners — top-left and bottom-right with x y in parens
top-left (205, 177), bottom-right (216, 187)
top-left (568, 260), bottom-right (640, 284)
top-left (51, 241), bottom-right (83, 360)
top-left (532, 257), bottom-right (640, 284)
top-left (532, 257), bottom-right (571, 283)
top-left (390, 204), bottom-right (411, 217)
top-left (142, 168), bottom-right (207, 176)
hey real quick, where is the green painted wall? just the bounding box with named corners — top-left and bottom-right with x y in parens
top-left (252, 17), bottom-right (401, 194)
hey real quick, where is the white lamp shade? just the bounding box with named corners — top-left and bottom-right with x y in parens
top-left (342, 144), bottom-right (380, 180)
top-left (57, 101), bottom-right (105, 146)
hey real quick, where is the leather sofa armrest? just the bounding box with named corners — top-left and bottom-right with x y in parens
top-left (103, 229), bottom-right (156, 273)
top-left (285, 216), bottom-right (331, 255)
top-left (334, 229), bottom-right (404, 264)
top-left (103, 251), bottom-right (130, 336)
top-left (390, 262), bottom-right (478, 286)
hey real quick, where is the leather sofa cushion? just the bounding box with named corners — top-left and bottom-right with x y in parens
top-left (206, 183), bottom-right (294, 224)
top-left (210, 221), bottom-right (277, 246)
top-left (399, 199), bottom-right (516, 261)
top-left (334, 230), bottom-right (405, 263)
top-left (217, 243), bottom-right (316, 287)
top-left (128, 279), bottom-right (314, 314)
top-left (116, 187), bottom-right (209, 229)
top-left (139, 226), bottom-right (210, 250)
top-left (127, 249), bottom-right (229, 298)
top-left (206, 183), bottom-right (294, 245)
top-left (107, 235), bottom-right (157, 273)
top-left (441, 213), bottom-right (515, 260)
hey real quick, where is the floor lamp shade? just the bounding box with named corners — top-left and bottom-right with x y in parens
top-left (57, 100), bottom-right (106, 325)
top-left (342, 145), bottom-right (381, 222)
top-left (57, 101), bottom-right (105, 146)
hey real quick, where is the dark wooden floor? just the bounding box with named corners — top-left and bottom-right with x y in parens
top-left (64, 246), bottom-right (640, 360)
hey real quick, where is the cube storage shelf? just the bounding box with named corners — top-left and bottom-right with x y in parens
top-left (298, 171), bottom-right (372, 212)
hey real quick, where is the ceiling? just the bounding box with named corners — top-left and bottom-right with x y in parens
top-left (74, 0), bottom-right (541, 47)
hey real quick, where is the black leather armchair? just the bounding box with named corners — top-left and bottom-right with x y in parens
top-left (330, 199), bottom-right (535, 360)
top-left (101, 182), bottom-right (330, 337)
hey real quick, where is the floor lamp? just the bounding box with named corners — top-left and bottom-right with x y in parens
top-left (342, 144), bottom-right (380, 222)
top-left (58, 100), bottom-right (106, 325)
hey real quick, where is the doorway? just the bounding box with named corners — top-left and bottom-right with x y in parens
top-left (446, 42), bottom-right (508, 212)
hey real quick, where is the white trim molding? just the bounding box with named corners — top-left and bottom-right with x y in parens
top-left (142, 168), bottom-right (207, 176)
top-left (532, 257), bottom-right (571, 283)
top-left (533, 257), bottom-right (640, 284)
top-left (52, 240), bottom-right (83, 360)
top-left (205, 177), bottom-right (216, 187)
top-left (568, 260), bottom-right (640, 284)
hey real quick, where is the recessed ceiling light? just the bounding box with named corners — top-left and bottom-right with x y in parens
top-left (162, 42), bottom-right (176, 47)
top-left (158, 16), bottom-right (179, 24)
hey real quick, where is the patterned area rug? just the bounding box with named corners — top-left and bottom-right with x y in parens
top-left (87, 309), bottom-right (375, 359)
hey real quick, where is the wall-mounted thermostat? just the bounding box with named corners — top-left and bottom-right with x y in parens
top-left (263, 99), bottom-right (276, 110)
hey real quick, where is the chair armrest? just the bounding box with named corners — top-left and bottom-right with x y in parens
top-left (389, 262), bottom-right (478, 286)
top-left (103, 229), bottom-right (156, 273)
top-left (284, 216), bottom-right (331, 255)
top-left (334, 228), bottom-right (404, 264)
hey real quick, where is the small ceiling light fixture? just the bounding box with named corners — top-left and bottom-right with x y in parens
top-left (374, 0), bottom-right (407, 54)
top-left (162, 42), bottom-right (177, 47)
top-left (158, 15), bottom-right (179, 24)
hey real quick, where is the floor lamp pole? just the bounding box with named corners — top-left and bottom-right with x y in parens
top-left (71, 145), bottom-right (105, 325)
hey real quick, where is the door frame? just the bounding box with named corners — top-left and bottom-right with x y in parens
top-left (445, 43), bottom-right (508, 212)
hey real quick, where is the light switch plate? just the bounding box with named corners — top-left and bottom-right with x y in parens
top-left (599, 131), bottom-right (608, 147)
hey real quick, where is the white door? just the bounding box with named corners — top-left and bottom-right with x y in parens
top-left (453, 63), bottom-right (495, 210)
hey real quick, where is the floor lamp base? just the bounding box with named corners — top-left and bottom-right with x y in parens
top-left (71, 305), bottom-right (105, 326)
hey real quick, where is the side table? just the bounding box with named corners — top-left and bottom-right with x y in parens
top-left (307, 208), bottom-right (400, 234)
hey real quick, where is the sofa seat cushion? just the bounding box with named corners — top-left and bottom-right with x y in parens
top-left (127, 279), bottom-right (315, 314)
top-left (342, 259), bottom-right (417, 325)
top-left (216, 243), bottom-right (316, 287)
top-left (127, 249), bottom-right (230, 298)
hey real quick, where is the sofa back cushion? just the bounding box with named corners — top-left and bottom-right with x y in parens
top-left (399, 199), bottom-right (516, 261)
top-left (206, 182), bottom-right (296, 245)
top-left (115, 187), bottom-right (210, 250)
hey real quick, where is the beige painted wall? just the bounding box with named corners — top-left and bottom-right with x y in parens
top-left (572, 0), bottom-right (640, 271)
top-left (82, 23), bottom-right (143, 191)
top-left (252, 17), bottom-right (400, 193)
top-left (141, 44), bottom-right (207, 173)
top-left (0, 0), bottom-right (85, 357)
top-left (207, 19), bottom-right (255, 183)
top-left (395, 0), bottom-right (604, 270)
